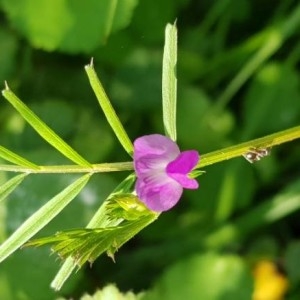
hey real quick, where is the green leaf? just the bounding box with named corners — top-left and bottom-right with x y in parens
top-left (85, 61), bottom-right (134, 155)
top-left (242, 63), bottom-right (300, 139)
top-left (0, 145), bottom-right (39, 169)
top-left (57, 284), bottom-right (144, 300)
top-left (1, 0), bottom-right (138, 53)
top-left (0, 174), bottom-right (91, 263)
top-left (0, 174), bottom-right (27, 203)
top-left (145, 253), bottom-right (253, 300)
top-left (86, 173), bottom-right (137, 228)
top-left (203, 178), bottom-right (300, 249)
top-left (162, 23), bottom-right (177, 141)
top-left (51, 174), bottom-right (155, 291)
top-left (2, 86), bottom-right (91, 167)
top-left (79, 285), bottom-right (144, 300)
top-left (26, 204), bottom-right (157, 267)
top-left (285, 241), bottom-right (300, 284)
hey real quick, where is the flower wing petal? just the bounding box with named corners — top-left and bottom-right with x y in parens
top-left (166, 150), bottom-right (199, 189)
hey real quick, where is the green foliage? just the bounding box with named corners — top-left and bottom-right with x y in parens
top-left (58, 284), bottom-right (144, 300)
top-left (0, 1), bottom-right (300, 299)
top-left (242, 62), bottom-right (300, 138)
top-left (2, 86), bottom-right (91, 166)
top-left (1, 0), bottom-right (138, 53)
top-left (145, 253), bottom-right (253, 300)
top-left (25, 193), bottom-right (158, 267)
top-left (0, 174), bottom-right (91, 263)
top-left (85, 61), bottom-right (134, 155)
top-left (0, 174), bottom-right (27, 203)
top-left (0, 145), bottom-right (38, 168)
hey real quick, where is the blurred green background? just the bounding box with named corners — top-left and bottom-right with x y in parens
top-left (0, 0), bottom-right (300, 299)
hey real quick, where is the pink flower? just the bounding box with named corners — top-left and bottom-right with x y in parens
top-left (133, 134), bottom-right (200, 212)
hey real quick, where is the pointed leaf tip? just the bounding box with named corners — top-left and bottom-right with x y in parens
top-left (85, 58), bottom-right (94, 70)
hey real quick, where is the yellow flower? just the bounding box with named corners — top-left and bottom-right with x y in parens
top-left (252, 260), bottom-right (288, 300)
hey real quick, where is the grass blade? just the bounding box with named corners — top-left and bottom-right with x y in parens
top-left (162, 23), bottom-right (177, 141)
top-left (0, 173), bottom-right (91, 263)
top-left (85, 61), bottom-right (134, 156)
top-left (2, 85), bottom-right (91, 167)
top-left (0, 174), bottom-right (28, 203)
top-left (0, 145), bottom-right (39, 169)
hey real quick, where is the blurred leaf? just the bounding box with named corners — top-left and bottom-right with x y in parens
top-left (0, 28), bottom-right (18, 82)
top-left (1, 0), bottom-right (138, 53)
top-left (0, 174), bottom-right (27, 203)
top-left (177, 86), bottom-right (234, 151)
top-left (111, 48), bottom-right (161, 111)
top-left (204, 178), bottom-right (300, 249)
top-left (0, 145), bottom-right (38, 168)
top-left (72, 111), bottom-right (114, 163)
top-left (58, 284), bottom-right (144, 300)
top-left (94, 32), bottom-right (134, 67)
top-left (0, 174), bottom-right (91, 263)
top-left (131, 0), bottom-right (185, 44)
top-left (145, 252), bottom-right (253, 300)
top-left (0, 247), bottom-right (78, 300)
top-left (2, 87), bottom-right (91, 166)
top-left (188, 160), bottom-right (255, 225)
top-left (242, 63), bottom-right (300, 138)
top-left (285, 241), bottom-right (300, 285)
top-left (213, 159), bottom-right (256, 222)
top-left (162, 23), bottom-right (177, 141)
top-left (27, 99), bottom-right (76, 139)
top-left (246, 236), bottom-right (279, 261)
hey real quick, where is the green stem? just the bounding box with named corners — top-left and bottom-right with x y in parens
top-left (197, 125), bottom-right (300, 168)
top-left (1, 126), bottom-right (299, 174)
top-left (0, 162), bottom-right (133, 174)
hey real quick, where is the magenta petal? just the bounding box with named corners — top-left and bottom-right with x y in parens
top-left (166, 150), bottom-right (199, 189)
top-left (135, 178), bottom-right (183, 212)
top-left (134, 134), bottom-right (180, 163)
top-left (133, 134), bottom-right (200, 212)
top-left (167, 150), bottom-right (199, 174)
top-left (167, 173), bottom-right (199, 189)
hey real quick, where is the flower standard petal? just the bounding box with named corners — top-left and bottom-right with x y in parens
top-left (166, 150), bottom-right (199, 189)
top-left (134, 134), bottom-right (180, 164)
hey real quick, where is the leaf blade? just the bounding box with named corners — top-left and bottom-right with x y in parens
top-left (27, 207), bottom-right (158, 267)
top-left (162, 23), bottom-right (177, 141)
top-left (0, 174), bottom-right (28, 203)
top-left (85, 61), bottom-right (134, 156)
top-left (1, 86), bottom-right (91, 167)
top-left (0, 145), bottom-right (39, 169)
top-left (0, 173), bottom-right (91, 263)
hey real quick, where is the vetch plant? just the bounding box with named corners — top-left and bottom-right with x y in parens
top-left (0, 23), bottom-right (299, 292)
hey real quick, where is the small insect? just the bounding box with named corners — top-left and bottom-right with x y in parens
top-left (243, 147), bottom-right (271, 163)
